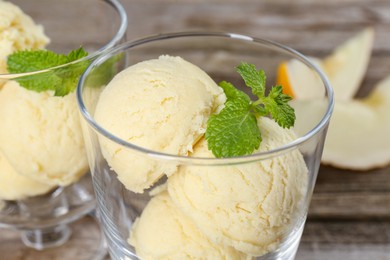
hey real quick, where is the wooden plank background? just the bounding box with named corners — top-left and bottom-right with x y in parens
top-left (1, 0), bottom-right (390, 259)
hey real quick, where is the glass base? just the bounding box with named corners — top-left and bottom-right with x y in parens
top-left (21, 224), bottom-right (71, 250)
top-left (0, 215), bottom-right (107, 259)
top-left (0, 174), bottom-right (96, 250)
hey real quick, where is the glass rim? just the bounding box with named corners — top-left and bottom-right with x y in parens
top-left (0, 0), bottom-right (128, 79)
top-left (77, 31), bottom-right (335, 165)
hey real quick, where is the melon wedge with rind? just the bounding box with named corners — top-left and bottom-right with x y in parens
top-left (322, 27), bottom-right (374, 101)
top-left (322, 75), bottom-right (390, 170)
top-left (292, 75), bottom-right (390, 170)
top-left (277, 57), bottom-right (325, 100)
top-left (277, 27), bottom-right (374, 101)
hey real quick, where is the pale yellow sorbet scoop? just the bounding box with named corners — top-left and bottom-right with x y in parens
top-left (94, 55), bottom-right (226, 193)
top-left (0, 151), bottom-right (54, 200)
top-left (0, 81), bottom-right (89, 186)
top-left (168, 117), bottom-right (308, 256)
top-left (129, 192), bottom-right (250, 260)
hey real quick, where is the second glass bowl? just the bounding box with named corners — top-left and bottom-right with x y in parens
top-left (0, 0), bottom-right (127, 255)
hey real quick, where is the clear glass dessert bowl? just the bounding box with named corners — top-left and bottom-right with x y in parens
top-left (0, 0), bottom-right (127, 255)
top-left (77, 32), bottom-right (334, 260)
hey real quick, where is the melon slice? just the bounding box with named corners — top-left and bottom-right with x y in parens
top-left (322, 76), bottom-right (390, 170)
top-left (322, 27), bottom-right (374, 101)
top-left (292, 76), bottom-right (390, 170)
top-left (277, 27), bottom-right (374, 101)
top-left (276, 57), bottom-right (325, 99)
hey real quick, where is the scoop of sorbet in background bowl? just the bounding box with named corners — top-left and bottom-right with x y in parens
top-left (78, 32), bottom-right (333, 260)
top-left (0, 0), bottom-right (127, 257)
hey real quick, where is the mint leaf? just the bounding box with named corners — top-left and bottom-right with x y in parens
top-left (7, 47), bottom-right (89, 96)
top-left (262, 85), bottom-right (295, 128)
top-left (219, 80), bottom-right (250, 103)
top-left (66, 47), bottom-right (88, 62)
top-left (206, 62), bottom-right (295, 158)
top-left (84, 53), bottom-right (124, 87)
top-left (236, 62), bottom-right (266, 97)
top-left (7, 50), bottom-right (68, 73)
top-left (236, 63), bottom-right (295, 129)
top-left (206, 99), bottom-right (261, 158)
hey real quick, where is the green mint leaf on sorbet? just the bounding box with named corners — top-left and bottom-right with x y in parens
top-left (206, 62), bottom-right (295, 158)
top-left (236, 62), bottom-right (266, 97)
top-left (84, 53), bottom-right (124, 87)
top-left (7, 47), bottom-right (89, 96)
top-left (262, 85), bottom-right (296, 128)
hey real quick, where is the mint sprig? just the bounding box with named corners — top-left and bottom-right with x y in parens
top-left (7, 47), bottom-right (89, 96)
top-left (205, 62), bottom-right (295, 158)
top-left (84, 53), bottom-right (124, 87)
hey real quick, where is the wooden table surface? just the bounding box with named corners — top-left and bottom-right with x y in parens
top-left (1, 0), bottom-right (390, 259)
